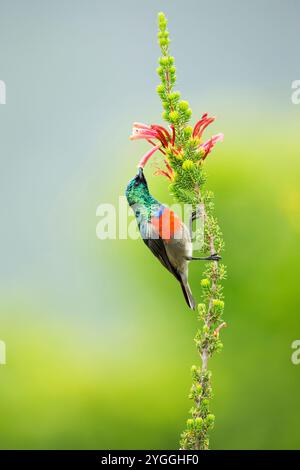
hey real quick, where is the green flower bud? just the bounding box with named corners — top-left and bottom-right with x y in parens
top-left (156, 66), bottom-right (164, 77)
top-left (191, 372), bottom-right (200, 384)
top-left (156, 84), bottom-right (165, 95)
top-left (159, 56), bottom-right (169, 66)
top-left (186, 418), bottom-right (194, 430)
top-left (160, 38), bottom-right (170, 47)
top-left (169, 110), bottom-right (179, 123)
top-left (169, 91), bottom-right (180, 101)
top-left (205, 414), bottom-right (215, 427)
top-left (158, 12), bottom-right (167, 23)
top-left (200, 278), bottom-right (210, 288)
top-left (184, 126), bottom-right (193, 138)
top-left (195, 417), bottom-right (203, 430)
top-left (202, 398), bottom-right (209, 408)
top-left (158, 16), bottom-right (167, 32)
top-left (212, 299), bottom-right (224, 309)
top-left (169, 66), bottom-right (176, 74)
top-left (197, 303), bottom-right (206, 317)
top-left (162, 111), bottom-right (169, 121)
top-left (185, 108), bottom-right (192, 119)
top-left (174, 152), bottom-right (183, 160)
top-left (182, 160), bottom-right (194, 170)
top-left (158, 31), bottom-right (169, 39)
top-left (168, 56), bottom-right (175, 65)
top-left (179, 100), bottom-right (189, 111)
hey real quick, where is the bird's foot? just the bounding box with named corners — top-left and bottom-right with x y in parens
top-left (191, 205), bottom-right (202, 222)
top-left (186, 253), bottom-right (222, 261)
top-left (206, 253), bottom-right (221, 261)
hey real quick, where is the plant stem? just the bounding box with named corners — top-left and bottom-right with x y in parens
top-left (155, 12), bottom-right (226, 450)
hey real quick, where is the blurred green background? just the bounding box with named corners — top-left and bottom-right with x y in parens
top-left (0, 0), bottom-right (300, 450)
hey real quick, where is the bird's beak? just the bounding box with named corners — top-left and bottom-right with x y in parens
top-left (137, 167), bottom-right (148, 186)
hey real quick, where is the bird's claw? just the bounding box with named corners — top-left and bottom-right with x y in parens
top-left (207, 253), bottom-right (221, 261)
top-left (191, 206), bottom-right (202, 222)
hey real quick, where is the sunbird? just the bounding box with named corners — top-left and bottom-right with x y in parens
top-left (126, 167), bottom-right (220, 309)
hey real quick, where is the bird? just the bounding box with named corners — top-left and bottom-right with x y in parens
top-left (126, 167), bottom-right (220, 310)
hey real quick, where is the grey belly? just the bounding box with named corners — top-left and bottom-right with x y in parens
top-left (165, 227), bottom-right (192, 274)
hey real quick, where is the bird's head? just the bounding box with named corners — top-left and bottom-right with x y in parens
top-left (125, 167), bottom-right (149, 206)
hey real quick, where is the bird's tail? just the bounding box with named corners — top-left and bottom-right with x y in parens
top-left (179, 278), bottom-right (196, 310)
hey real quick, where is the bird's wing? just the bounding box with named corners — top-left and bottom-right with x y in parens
top-left (140, 221), bottom-right (181, 282)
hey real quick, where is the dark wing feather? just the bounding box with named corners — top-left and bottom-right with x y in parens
top-left (144, 237), bottom-right (181, 282)
top-left (140, 221), bottom-right (181, 282)
top-left (139, 220), bottom-right (195, 309)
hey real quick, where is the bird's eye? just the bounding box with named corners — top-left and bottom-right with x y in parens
top-left (134, 180), bottom-right (140, 187)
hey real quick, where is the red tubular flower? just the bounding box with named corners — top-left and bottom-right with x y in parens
top-left (130, 122), bottom-right (176, 179)
top-left (130, 122), bottom-right (173, 152)
top-left (137, 143), bottom-right (162, 169)
top-left (130, 115), bottom-right (223, 178)
top-left (200, 133), bottom-right (224, 160)
top-left (153, 158), bottom-right (175, 180)
top-left (192, 114), bottom-right (223, 158)
top-left (153, 168), bottom-right (174, 180)
top-left (193, 113), bottom-right (215, 139)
